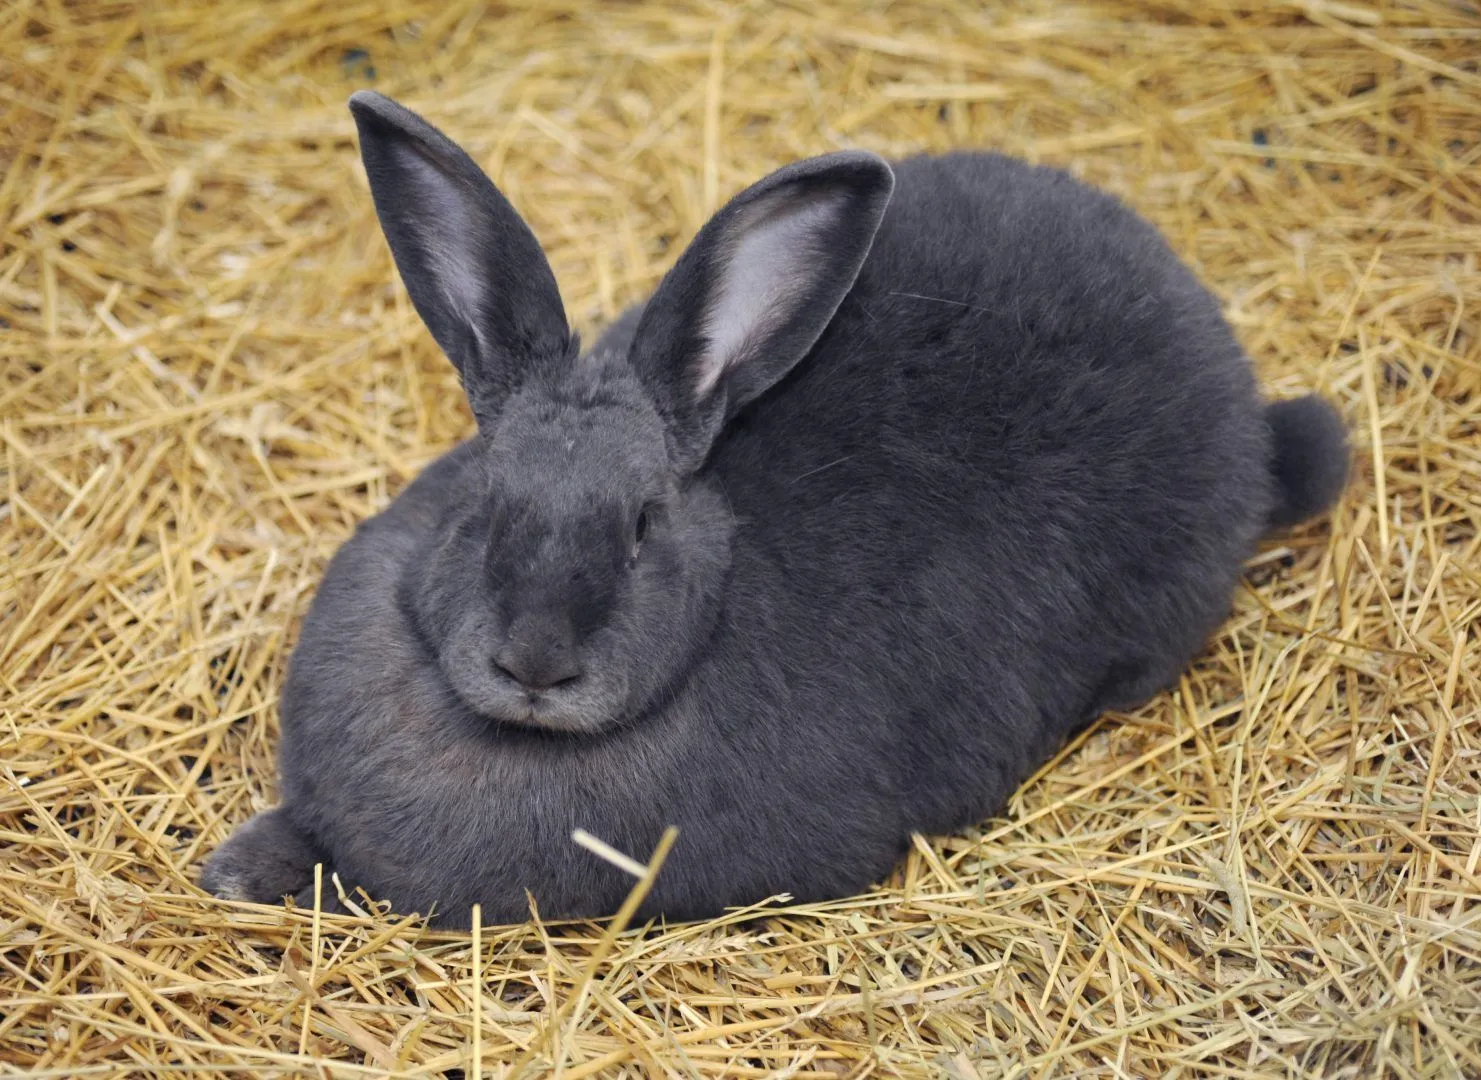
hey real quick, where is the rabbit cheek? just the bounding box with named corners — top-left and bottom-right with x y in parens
top-left (438, 607), bottom-right (527, 722)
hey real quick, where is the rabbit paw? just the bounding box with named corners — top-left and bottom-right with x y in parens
top-left (200, 807), bottom-right (325, 904)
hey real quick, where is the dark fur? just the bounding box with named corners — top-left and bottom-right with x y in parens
top-left (201, 93), bottom-right (1349, 927)
top-left (1265, 395), bottom-right (1351, 529)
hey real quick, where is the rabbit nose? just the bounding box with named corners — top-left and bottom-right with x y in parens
top-left (494, 615), bottom-right (582, 691)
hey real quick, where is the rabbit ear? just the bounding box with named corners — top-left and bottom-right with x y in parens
top-left (628, 151), bottom-right (894, 468)
top-left (348, 92), bottom-right (571, 418)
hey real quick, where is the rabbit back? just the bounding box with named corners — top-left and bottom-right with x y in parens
top-left (701, 151), bottom-right (1272, 831)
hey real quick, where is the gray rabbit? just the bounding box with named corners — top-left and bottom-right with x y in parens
top-left (201, 92), bottom-right (1348, 927)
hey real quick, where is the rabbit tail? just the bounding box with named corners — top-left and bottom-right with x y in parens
top-left (1263, 395), bottom-right (1349, 532)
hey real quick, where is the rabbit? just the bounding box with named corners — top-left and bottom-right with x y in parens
top-left (200, 91), bottom-right (1349, 928)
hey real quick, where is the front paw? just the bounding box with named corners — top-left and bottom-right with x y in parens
top-left (200, 807), bottom-right (325, 904)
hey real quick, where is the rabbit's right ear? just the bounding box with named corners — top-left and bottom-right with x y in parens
top-left (348, 92), bottom-right (571, 419)
top-left (626, 151), bottom-right (893, 470)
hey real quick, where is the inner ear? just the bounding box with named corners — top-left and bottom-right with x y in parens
top-left (624, 150), bottom-right (893, 471)
top-left (695, 191), bottom-right (844, 401)
top-left (349, 91), bottom-right (571, 419)
top-left (406, 153), bottom-right (487, 332)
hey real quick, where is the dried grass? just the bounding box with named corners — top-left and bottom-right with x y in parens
top-left (3, 0), bottom-right (1481, 1076)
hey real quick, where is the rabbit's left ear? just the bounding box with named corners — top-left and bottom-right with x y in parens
top-left (627, 151), bottom-right (894, 468)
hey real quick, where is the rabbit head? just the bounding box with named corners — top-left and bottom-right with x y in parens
top-left (348, 92), bottom-right (893, 733)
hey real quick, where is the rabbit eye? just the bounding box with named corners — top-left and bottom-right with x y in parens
top-left (629, 507), bottom-right (652, 566)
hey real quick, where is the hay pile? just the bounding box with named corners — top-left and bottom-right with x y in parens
top-left (4, 0), bottom-right (1480, 1075)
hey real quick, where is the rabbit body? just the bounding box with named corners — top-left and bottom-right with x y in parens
top-left (202, 95), bottom-right (1347, 926)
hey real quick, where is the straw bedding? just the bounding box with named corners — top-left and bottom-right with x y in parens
top-left (3, 0), bottom-right (1480, 1075)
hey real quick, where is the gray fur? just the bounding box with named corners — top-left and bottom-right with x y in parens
top-left (200, 93), bottom-right (1349, 927)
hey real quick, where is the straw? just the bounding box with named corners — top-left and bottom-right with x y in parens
top-left (3, 0), bottom-right (1480, 1075)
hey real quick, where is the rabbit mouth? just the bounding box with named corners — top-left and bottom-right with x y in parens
top-left (490, 693), bottom-right (617, 735)
top-left (445, 662), bottom-right (629, 735)
top-left (503, 691), bottom-right (578, 729)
